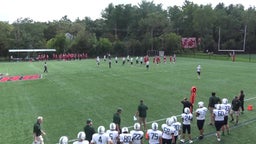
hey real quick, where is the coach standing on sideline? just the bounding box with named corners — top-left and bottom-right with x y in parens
top-left (208, 92), bottom-right (221, 125)
top-left (136, 100), bottom-right (148, 131)
top-left (33, 116), bottom-right (46, 144)
top-left (84, 118), bottom-right (95, 143)
top-left (113, 108), bottom-right (122, 134)
top-left (181, 97), bottom-right (193, 113)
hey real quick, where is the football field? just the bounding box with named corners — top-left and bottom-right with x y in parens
top-left (0, 57), bottom-right (256, 144)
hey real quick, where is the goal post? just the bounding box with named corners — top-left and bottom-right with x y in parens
top-left (217, 26), bottom-right (247, 52)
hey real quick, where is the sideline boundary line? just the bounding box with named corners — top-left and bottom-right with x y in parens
top-left (63, 97), bottom-right (256, 143)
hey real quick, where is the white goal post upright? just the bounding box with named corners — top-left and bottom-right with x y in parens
top-left (217, 25), bottom-right (247, 52)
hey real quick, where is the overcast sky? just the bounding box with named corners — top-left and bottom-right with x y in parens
top-left (0, 0), bottom-right (255, 23)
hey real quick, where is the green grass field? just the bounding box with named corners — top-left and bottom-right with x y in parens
top-left (1, 57), bottom-right (256, 144)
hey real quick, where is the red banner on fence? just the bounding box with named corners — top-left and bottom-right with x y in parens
top-left (181, 37), bottom-right (197, 48)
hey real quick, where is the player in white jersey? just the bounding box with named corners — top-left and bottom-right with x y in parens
top-left (96, 56), bottom-right (100, 66)
top-left (119, 127), bottom-right (132, 144)
top-left (122, 57), bottom-right (126, 65)
top-left (130, 123), bottom-right (144, 144)
top-left (140, 57), bottom-right (143, 64)
top-left (73, 131), bottom-right (89, 144)
top-left (146, 122), bottom-right (162, 144)
top-left (221, 98), bottom-right (231, 135)
top-left (91, 126), bottom-right (112, 144)
top-left (161, 118), bottom-right (175, 144)
top-left (180, 107), bottom-right (193, 144)
top-left (196, 65), bottom-right (201, 79)
top-left (170, 116), bottom-right (181, 144)
top-left (195, 101), bottom-right (208, 140)
top-left (212, 104), bottom-right (225, 142)
top-left (106, 123), bottom-right (119, 144)
top-left (115, 57), bottom-right (118, 63)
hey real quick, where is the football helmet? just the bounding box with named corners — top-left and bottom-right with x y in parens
top-left (59, 136), bottom-right (68, 144)
top-left (122, 127), bottom-right (129, 133)
top-left (77, 131), bottom-right (86, 140)
top-left (171, 116), bottom-right (177, 123)
top-left (222, 98), bottom-right (228, 104)
top-left (151, 122), bottom-right (158, 130)
top-left (109, 123), bottom-right (116, 130)
top-left (184, 107), bottom-right (190, 114)
top-left (215, 104), bottom-right (222, 110)
top-left (134, 122), bottom-right (141, 130)
top-left (98, 126), bottom-right (105, 134)
top-left (166, 117), bottom-right (173, 126)
top-left (198, 101), bottom-right (204, 108)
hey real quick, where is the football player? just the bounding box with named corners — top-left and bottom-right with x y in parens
top-left (91, 126), bottom-right (112, 144)
top-left (73, 131), bottom-right (89, 144)
top-left (130, 123), bottom-right (144, 144)
top-left (221, 98), bottom-right (231, 135)
top-left (195, 101), bottom-right (207, 140)
top-left (106, 123), bottom-right (119, 144)
top-left (59, 136), bottom-right (68, 144)
top-left (146, 122), bottom-right (162, 144)
top-left (170, 116), bottom-right (181, 144)
top-left (119, 127), bottom-right (132, 144)
top-left (212, 104), bottom-right (225, 142)
top-left (180, 107), bottom-right (193, 143)
top-left (161, 118), bottom-right (175, 144)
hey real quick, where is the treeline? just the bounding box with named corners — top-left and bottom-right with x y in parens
top-left (0, 0), bottom-right (256, 58)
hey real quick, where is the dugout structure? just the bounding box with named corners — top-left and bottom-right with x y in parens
top-left (147, 50), bottom-right (164, 57)
top-left (8, 49), bottom-right (56, 61)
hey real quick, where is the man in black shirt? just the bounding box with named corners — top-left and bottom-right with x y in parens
top-left (208, 92), bottom-right (221, 125)
top-left (113, 108), bottom-right (122, 133)
top-left (84, 118), bottom-right (95, 143)
top-left (33, 116), bottom-right (46, 144)
top-left (239, 90), bottom-right (245, 114)
top-left (136, 100), bottom-right (148, 130)
top-left (230, 96), bottom-right (241, 125)
top-left (181, 97), bottom-right (192, 113)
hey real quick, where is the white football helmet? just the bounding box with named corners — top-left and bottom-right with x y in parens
top-left (215, 104), bottom-right (222, 110)
top-left (109, 123), bottom-right (116, 130)
top-left (198, 101), bottom-right (204, 108)
top-left (134, 123), bottom-right (141, 130)
top-left (77, 131), bottom-right (86, 140)
top-left (59, 136), bottom-right (68, 144)
top-left (222, 98), bottom-right (228, 104)
top-left (98, 126), bottom-right (105, 134)
top-left (184, 107), bottom-right (190, 114)
top-left (122, 127), bottom-right (129, 133)
top-left (151, 122), bottom-right (158, 130)
top-left (171, 116), bottom-right (177, 123)
top-left (166, 118), bottom-right (173, 126)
